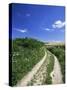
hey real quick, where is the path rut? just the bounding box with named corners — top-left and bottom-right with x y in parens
top-left (50, 55), bottom-right (63, 84)
top-left (16, 51), bottom-right (47, 86)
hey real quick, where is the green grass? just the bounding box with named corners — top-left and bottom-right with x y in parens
top-left (47, 46), bottom-right (65, 83)
top-left (45, 52), bottom-right (54, 84)
top-left (10, 38), bottom-right (46, 86)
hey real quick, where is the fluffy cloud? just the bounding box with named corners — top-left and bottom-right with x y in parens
top-left (52, 20), bottom-right (65, 29)
top-left (18, 29), bottom-right (27, 33)
top-left (14, 28), bottom-right (27, 33)
top-left (45, 28), bottom-right (50, 31)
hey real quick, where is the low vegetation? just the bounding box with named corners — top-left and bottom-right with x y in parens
top-left (10, 38), bottom-right (46, 86)
top-left (10, 38), bottom-right (65, 86)
top-left (47, 45), bottom-right (65, 83)
top-left (45, 52), bottom-right (54, 84)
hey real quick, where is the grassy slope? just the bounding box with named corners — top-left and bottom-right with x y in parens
top-left (47, 46), bottom-right (65, 83)
top-left (11, 38), bottom-right (46, 86)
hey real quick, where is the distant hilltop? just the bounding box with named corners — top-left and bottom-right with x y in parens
top-left (45, 42), bottom-right (65, 46)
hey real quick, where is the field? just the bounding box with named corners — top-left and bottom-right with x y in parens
top-left (9, 38), bottom-right (65, 86)
top-left (10, 38), bottom-right (46, 86)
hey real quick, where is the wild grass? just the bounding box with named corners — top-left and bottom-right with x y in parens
top-left (45, 52), bottom-right (54, 84)
top-left (10, 38), bottom-right (46, 86)
top-left (48, 46), bottom-right (65, 83)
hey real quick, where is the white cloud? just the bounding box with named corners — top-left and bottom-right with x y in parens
top-left (52, 20), bottom-right (65, 29)
top-left (45, 28), bottom-right (50, 31)
top-left (14, 28), bottom-right (27, 33)
top-left (40, 20), bottom-right (65, 32)
top-left (41, 27), bottom-right (54, 31)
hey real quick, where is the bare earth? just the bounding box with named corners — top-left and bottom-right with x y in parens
top-left (28, 51), bottom-right (51, 86)
top-left (16, 51), bottom-right (47, 86)
top-left (16, 50), bottom-right (63, 86)
top-left (50, 55), bottom-right (63, 84)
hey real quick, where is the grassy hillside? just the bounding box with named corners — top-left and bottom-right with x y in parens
top-left (47, 45), bottom-right (65, 83)
top-left (10, 38), bottom-right (46, 86)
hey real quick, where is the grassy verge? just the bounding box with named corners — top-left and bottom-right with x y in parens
top-left (10, 38), bottom-right (46, 86)
top-left (45, 52), bottom-right (54, 84)
top-left (47, 46), bottom-right (65, 83)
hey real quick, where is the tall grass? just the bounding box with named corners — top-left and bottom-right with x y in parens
top-left (10, 38), bottom-right (46, 86)
top-left (47, 46), bottom-right (65, 83)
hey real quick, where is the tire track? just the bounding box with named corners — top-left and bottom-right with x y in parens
top-left (16, 51), bottom-right (47, 86)
top-left (50, 55), bottom-right (63, 84)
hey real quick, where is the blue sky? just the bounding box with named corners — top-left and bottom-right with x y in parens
top-left (11, 3), bottom-right (65, 42)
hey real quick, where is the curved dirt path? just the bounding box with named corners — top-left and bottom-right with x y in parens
top-left (50, 55), bottom-right (63, 84)
top-left (16, 51), bottom-right (47, 86)
top-left (27, 51), bottom-right (51, 86)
